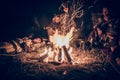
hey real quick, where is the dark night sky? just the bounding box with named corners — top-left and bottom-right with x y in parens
top-left (0, 0), bottom-right (62, 41)
top-left (0, 0), bottom-right (120, 41)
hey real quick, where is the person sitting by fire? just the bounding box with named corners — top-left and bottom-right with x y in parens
top-left (88, 7), bottom-right (120, 66)
top-left (99, 7), bottom-right (120, 63)
top-left (46, 1), bottom-right (76, 36)
top-left (85, 10), bottom-right (105, 50)
top-left (87, 24), bottom-right (109, 49)
top-left (45, 14), bottom-right (62, 36)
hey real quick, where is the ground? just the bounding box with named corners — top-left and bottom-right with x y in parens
top-left (0, 49), bottom-right (120, 80)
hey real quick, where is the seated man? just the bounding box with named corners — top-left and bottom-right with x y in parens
top-left (87, 24), bottom-right (109, 49)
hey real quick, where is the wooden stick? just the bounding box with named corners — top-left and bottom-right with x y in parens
top-left (62, 45), bottom-right (72, 64)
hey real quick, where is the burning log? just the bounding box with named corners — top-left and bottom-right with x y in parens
top-left (38, 47), bottom-right (49, 62)
top-left (58, 48), bottom-right (62, 62)
top-left (39, 53), bottom-right (48, 62)
top-left (62, 45), bottom-right (72, 64)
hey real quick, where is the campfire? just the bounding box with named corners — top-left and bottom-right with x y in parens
top-left (38, 26), bottom-right (105, 65)
top-left (39, 27), bottom-right (74, 64)
top-left (38, 0), bottom-right (85, 64)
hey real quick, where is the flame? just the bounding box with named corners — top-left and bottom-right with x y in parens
top-left (50, 27), bottom-right (74, 48)
top-left (40, 27), bottom-right (74, 63)
top-left (39, 26), bottom-right (103, 65)
top-left (50, 27), bottom-right (74, 62)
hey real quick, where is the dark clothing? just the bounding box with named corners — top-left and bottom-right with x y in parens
top-left (101, 19), bottom-right (119, 46)
top-left (111, 46), bottom-right (120, 59)
top-left (87, 29), bottom-right (109, 49)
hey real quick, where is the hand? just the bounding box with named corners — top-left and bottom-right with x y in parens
top-left (116, 58), bottom-right (120, 65)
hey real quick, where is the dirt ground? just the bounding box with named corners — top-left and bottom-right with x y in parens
top-left (0, 50), bottom-right (120, 80)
